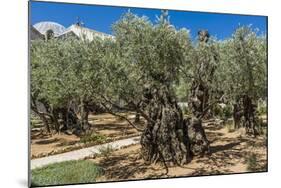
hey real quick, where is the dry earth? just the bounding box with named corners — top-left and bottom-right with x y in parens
top-left (31, 113), bottom-right (142, 158)
top-left (89, 121), bottom-right (267, 182)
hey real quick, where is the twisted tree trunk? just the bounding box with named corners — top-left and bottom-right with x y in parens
top-left (232, 95), bottom-right (259, 136)
top-left (189, 81), bottom-right (209, 118)
top-left (51, 108), bottom-right (61, 134)
top-left (242, 95), bottom-right (258, 136)
top-left (187, 117), bottom-right (210, 156)
top-left (140, 85), bottom-right (209, 166)
top-left (233, 102), bottom-right (243, 129)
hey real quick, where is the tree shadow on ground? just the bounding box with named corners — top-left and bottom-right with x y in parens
top-left (55, 140), bottom-right (78, 147)
top-left (204, 124), bottom-right (224, 132)
top-left (97, 153), bottom-right (154, 180)
top-left (210, 141), bottom-right (244, 154)
top-left (31, 132), bottom-right (50, 140)
top-left (93, 123), bottom-right (144, 133)
top-left (35, 138), bottom-right (59, 145)
top-left (93, 121), bottom-right (266, 181)
top-left (206, 132), bottom-right (224, 143)
top-left (106, 131), bottom-right (138, 138)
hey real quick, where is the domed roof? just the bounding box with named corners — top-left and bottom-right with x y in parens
top-left (33, 21), bottom-right (66, 36)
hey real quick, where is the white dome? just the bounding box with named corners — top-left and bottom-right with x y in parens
top-left (33, 21), bottom-right (66, 36)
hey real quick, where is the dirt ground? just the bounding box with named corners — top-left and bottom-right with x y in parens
top-left (31, 113), bottom-right (142, 158)
top-left (90, 121), bottom-right (267, 182)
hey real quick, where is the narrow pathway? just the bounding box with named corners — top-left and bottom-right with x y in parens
top-left (31, 136), bottom-right (140, 170)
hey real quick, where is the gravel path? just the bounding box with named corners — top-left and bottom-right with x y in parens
top-left (31, 136), bottom-right (140, 170)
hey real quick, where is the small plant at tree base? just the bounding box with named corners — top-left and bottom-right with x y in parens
top-left (98, 145), bottom-right (114, 159)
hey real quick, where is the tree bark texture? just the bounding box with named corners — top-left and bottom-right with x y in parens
top-left (140, 85), bottom-right (209, 166)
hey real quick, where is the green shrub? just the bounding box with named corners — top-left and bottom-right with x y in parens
top-left (222, 104), bottom-right (233, 119)
top-left (212, 104), bottom-right (232, 120)
top-left (31, 160), bottom-right (103, 186)
top-left (80, 132), bottom-right (107, 144)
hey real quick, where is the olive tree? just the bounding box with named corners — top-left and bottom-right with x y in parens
top-left (101, 12), bottom-right (209, 167)
top-left (31, 37), bottom-right (110, 134)
top-left (218, 26), bottom-right (267, 135)
top-left (184, 30), bottom-right (221, 119)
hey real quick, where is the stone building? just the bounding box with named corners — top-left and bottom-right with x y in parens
top-left (30, 21), bottom-right (113, 41)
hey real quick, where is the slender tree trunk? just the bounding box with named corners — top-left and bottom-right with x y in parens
top-left (233, 103), bottom-right (243, 130)
top-left (60, 108), bottom-right (68, 131)
top-left (80, 100), bottom-right (90, 132)
top-left (134, 113), bottom-right (140, 123)
top-left (51, 108), bottom-right (61, 134)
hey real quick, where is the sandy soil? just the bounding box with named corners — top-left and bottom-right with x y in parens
top-left (90, 122), bottom-right (267, 182)
top-left (31, 113), bottom-right (142, 158)
top-left (89, 113), bottom-right (140, 137)
top-left (31, 133), bottom-right (80, 157)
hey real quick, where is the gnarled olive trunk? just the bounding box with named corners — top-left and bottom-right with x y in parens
top-left (233, 102), bottom-right (243, 129)
top-left (233, 95), bottom-right (259, 136)
top-left (80, 105), bottom-right (90, 130)
top-left (140, 85), bottom-right (209, 166)
top-left (51, 108), bottom-right (61, 133)
top-left (187, 117), bottom-right (210, 156)
top-left (242, 95), bottom-right (258, 136)
top-left (189, 81), bottom-right (209, 119)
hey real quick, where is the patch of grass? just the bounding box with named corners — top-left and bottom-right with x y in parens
top-left (80, 132), bottom-right (107, 144)
top-left (246, 153), bottom-right (258, 171)
top-left (31, 160), bottom-right (103, 186)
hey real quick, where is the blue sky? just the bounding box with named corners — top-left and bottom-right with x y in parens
top-left (30, 1), bottom-right (267, 40)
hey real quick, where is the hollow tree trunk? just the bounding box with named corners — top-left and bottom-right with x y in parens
top-left (140, 85), bottom-right (209, 166)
